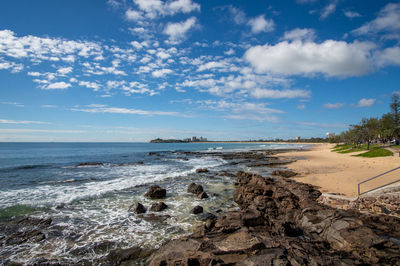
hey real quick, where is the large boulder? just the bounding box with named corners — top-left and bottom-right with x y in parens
top-left (187, 183), bottom-right (204, 195)
top-left (197, 191), bottom-right (208, 199)
top-left (129, 203), bottom-right (147, 214)
top-left (150, 202), bottom-right (168, 212)
top-left (145, 185), bottom-right (166, 199)
top-left (191, 206), bottom-right (203, 214)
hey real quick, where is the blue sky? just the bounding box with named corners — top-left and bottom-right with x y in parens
top-left (0, 0), bottom-right (400, 142)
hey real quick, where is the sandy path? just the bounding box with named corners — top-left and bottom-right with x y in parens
top-left (276, 143), bottom-right (400, 198)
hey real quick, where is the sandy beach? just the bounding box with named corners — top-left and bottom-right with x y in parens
top-left (276, 143), bottom-right (400, 198)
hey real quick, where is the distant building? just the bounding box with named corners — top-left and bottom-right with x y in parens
top-left (326, 132), bottom-right (335, 139)
top-left (296, 136), bottom-right (301, 140)
top-left (189, 136), bottom-right (207, 142)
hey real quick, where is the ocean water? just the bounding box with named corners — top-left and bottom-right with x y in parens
top-left (0, 142), bottom-right (305, 263)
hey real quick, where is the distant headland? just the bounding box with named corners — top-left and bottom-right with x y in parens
top-left (150, 136), bottom-right (208, 143)
top-left (150, 136), bottom-right (328, 143)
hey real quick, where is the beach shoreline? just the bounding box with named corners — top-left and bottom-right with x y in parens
top-left (2, 144), bottom-right (400, 264)
top-left (275, 143), bottom-right (400, 198)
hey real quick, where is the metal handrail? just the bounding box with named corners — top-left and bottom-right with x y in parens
top-left (358, 166), bottom-right (400, 195)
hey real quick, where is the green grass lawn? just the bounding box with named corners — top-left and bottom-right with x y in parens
top-left (355, 148), bottom-right (393, 158)
top-left (332, 144), bottom-right (353, 152)
top-left (332, 143), bottom-right (380, 153)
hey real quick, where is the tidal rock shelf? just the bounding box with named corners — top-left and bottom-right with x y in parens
top-left (148, 171), bottom-right (400, 265)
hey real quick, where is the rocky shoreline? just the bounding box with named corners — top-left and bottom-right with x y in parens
top-left (147, 171), bottom-right (400, 265)
top-left (2, 149), bottom-right (400, 265)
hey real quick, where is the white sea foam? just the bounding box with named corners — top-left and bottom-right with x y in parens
top-left (0, 156), bottom-right (235, 264)
top-left (0, 156), bottom-right (225, 209)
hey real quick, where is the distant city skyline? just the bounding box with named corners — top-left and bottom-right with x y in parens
top-left (0, 0), bottom-right (399, 141)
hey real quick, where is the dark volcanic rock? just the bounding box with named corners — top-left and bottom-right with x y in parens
top-left (214, 211), bottom-right (242, 233)
top-left (150, 202), bottom-right (168, 212)
top-left (101, 246), bottom-right (153, 266)
top-left (196, 168), bottom-right (209, 173)
top-left (145, 185), bottom-right (166, 199)
top-left (187, 183), bottom-right (204, 195)
top-left (5, 229), bottom-right (45, 245)
top-left (218, 171), bottom-right (236, 178)
top-left (272, 169), bottom-right (297, 178)
top-left (199, 212), bottom-right (217, 222)
top-left (129, 202), bottom-right (147, 214)
top-left (0, 217), bottom-right (51, 251)
top-left (147, 171), bottom-right (400, 265)
top-left (197, 191), bottom-right (209, 199)
top-left (241, 208), bottom-right (264, 227)
top-left (191, 206), bottom-right (203, 214)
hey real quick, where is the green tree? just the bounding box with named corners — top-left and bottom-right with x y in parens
top-left (360, 117), bottom-right (380, 150)
top-left (379, 113), bottom-right (396, 143)
top-left (390, 93), bottom-right (400, 138)
top-left (344, 126), bottom-right (363, 146)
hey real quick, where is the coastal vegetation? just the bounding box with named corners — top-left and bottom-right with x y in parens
top-left (329, 93), bottom-right (400, 153)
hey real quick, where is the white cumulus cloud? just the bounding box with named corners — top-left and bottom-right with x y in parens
top-left (356, 98), bottom-right (375, 107)
top-left (244, 40), bottom-right (374, 77)
top-left (152, 68), bottom-right (173, 77)
top-left (0, 30), bottom-right (103, 61)
top-left (247, 15), bottom-right (274, 34)
top-left (163, 17), bottom-right (197, 43)
top-left (57, 67), bottom-right (73, 75)
top-left (374, 46), bottom-right (400, 67)
top-left (79, 81), bottom-right (101, 91)
top-left (125, 9), bottom-right (144, 21)
top-left (352, 3), bottom-right (400, 35)
top-left (45, 82), bottom-right (72, 90)
top-left (197, 61), bottom-right (227, 72)
top-left (0, 60), bottom-right (24, 73)
top-left (282, 28), bottom-right (316, 41)
top-left (133, 0), bottom-right (200, 19)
